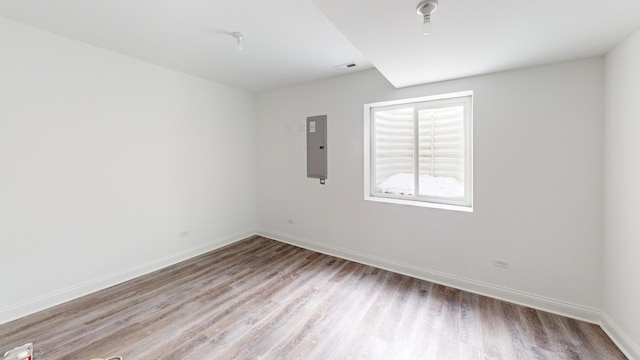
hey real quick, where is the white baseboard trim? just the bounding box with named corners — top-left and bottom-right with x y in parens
top-left (4, 228), bottom-right (637, 359)
top-left (257, 229), bottom-right (601, 323)
top-left (0, 229), bottom-right (255, 326)
top-left (600, 313), bottom-right (640, 360)
top-left (258, 229), bottom-right (640, 358)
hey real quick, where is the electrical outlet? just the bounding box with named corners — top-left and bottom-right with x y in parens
top-left (179, 230), bottom-right (190, 238)
top-left (493, 258), bottom-right (510, 269)
top-left (287, 219), bottom-right (294, 225)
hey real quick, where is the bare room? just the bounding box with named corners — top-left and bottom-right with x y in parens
top-left (1, 0), bottom-right (639, 359)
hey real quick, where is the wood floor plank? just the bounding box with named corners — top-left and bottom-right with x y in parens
top-left (384, 277), bottom-right (423, 359)
top-left (459, 290), bottom-right (485, 359)
top-left (269, 264), bottom-right (367, 359)
top-left (0, 236), bottom-right (627, 360)
top-left (296, 266), bottom-right (386, 360)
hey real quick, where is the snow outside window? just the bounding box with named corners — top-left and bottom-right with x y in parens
top-left (364, 91), bottom-right (473, 211)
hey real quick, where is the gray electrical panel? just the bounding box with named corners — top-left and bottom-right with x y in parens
top-left (307, 115), bottom-right (327, 184)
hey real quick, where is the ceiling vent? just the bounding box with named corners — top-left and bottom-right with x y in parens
top-left (335, 62), bottom-right (357, 70)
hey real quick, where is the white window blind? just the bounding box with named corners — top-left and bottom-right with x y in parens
top-left (365, 92), bottom-right (472, 209)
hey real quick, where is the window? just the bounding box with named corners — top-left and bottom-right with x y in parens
top-left (364, 91), bottom-right (472, 211)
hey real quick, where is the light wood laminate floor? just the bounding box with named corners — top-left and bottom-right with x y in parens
top-left (0, 236), bottom-right (626, 359)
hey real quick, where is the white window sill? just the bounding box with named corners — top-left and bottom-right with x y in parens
top-left (365, 195), bottom-right (473, 213)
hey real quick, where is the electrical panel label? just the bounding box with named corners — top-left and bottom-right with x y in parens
top-left (309, 121), bottom-right (316, 133)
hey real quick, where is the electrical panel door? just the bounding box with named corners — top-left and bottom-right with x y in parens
top-left (306, 115), bottom-right (327, 182)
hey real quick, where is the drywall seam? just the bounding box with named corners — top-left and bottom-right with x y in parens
top-left (0, 230), bottom-right (256, 326)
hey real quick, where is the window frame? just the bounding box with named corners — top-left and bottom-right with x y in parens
top-left (364, 91), bottom-right (473, 212)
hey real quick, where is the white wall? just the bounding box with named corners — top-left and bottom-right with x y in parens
top-left (2, 12), bottom-right (636, 355)
top-left (0, 18), bottom-right (256, 324)
top-left (604, 28), bottom-right (640, 356)
top-left (257, 58), bottom-right (605, 318)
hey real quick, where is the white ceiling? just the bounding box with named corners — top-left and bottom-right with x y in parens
top-left (0, 0), bottom-right (373, 93)
top-left (312, 0), bottom-right (640, 88)
top-left (1, 0), bottom-right (640, 93)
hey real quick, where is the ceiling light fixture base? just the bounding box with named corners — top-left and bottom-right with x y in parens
top-left (416, 0), bottom-right (438, 35)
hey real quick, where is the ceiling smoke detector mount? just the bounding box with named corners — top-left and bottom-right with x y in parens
top-left (230, 31), bottom-right (245, 51)
top-left (416, 0), bottom-right (438, 35)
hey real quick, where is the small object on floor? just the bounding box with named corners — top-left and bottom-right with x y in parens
top-left (3, 343), bottom-right (33, 360)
